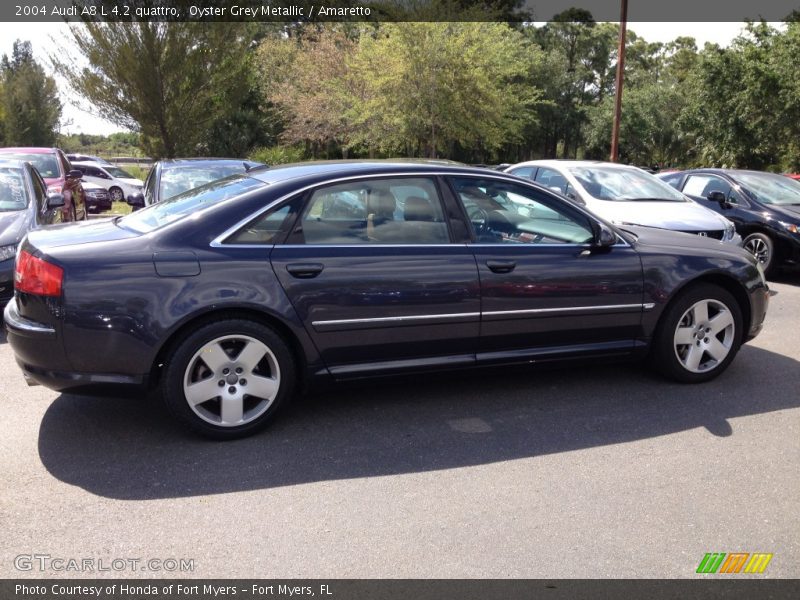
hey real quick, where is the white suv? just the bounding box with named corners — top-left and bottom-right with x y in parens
top-left (505, 160), bottom-right (741, 245)
top-left (71, 161), bottom-right (143, 203)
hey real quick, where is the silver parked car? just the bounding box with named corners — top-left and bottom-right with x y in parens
top-left (505, 160), bottom-right (741, 245)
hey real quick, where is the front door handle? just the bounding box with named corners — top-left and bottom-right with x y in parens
top-left (286, 263), bottom-right (324, 278)
top-left (486, 260), bottom-right (516, 274)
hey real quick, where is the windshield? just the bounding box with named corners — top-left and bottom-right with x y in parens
top-left (104, 166), bottom-right (134, 179)
top-left (0, 153), bottom-right (60, 179)
top-left (733, 172), bottom-right (800, 205)
top-left (0, 168), bottom-right (28, 211)
top-left (569, 166), bottom-right (687, 202)
top-left (159, 164), bottom-right (251, 200)
top-left (118, 175), bottom-right (262, 234)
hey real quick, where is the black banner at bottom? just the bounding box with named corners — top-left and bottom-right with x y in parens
top-left (3, 580), bottom-right (800, 600)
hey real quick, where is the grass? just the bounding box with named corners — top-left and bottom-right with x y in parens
top-left (110, 201), bottom-right (132, 215)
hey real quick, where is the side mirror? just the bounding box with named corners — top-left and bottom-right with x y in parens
top-left (67, 169), bottom-right (83, 180)
top-left (46, 193), bottom-right (65, 209)
top-left (707, 190), bottom-right (730, 208)
top-left (127, 193), bottom-right (145, 209)
top-left (593, 223), bottom-right (617, 248)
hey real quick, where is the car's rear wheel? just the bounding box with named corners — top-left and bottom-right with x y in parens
top-left (743, 232), bottom-right (775, 274)
top-left (651, 283), bottom-right (743, 383)
top-left (109, 186), bottom-right (124, 202)
top-left (162, 319), bottom-right (295, 439)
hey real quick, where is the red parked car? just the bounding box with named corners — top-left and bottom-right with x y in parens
top-left (785, 173), bottom-right (800, 181)
top-left (0, 147), bottom-right (87, 221)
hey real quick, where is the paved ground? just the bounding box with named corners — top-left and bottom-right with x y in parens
top-left (1, 275), bottom-right (798, 579)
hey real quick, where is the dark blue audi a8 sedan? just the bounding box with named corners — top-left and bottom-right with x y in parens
top-left (4, 161), bottom-right (770, 439)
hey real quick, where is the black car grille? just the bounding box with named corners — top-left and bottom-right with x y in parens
top-left (681, 230), bottom-right (724, 240)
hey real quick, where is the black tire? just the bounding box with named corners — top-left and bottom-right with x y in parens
top-left (650, 283), bottom-right (744, 383)
top-left (109, 186), bottom-right (124, 202)
top-left (742, 232), bottom-right (775, 275)
top-left (162, 319), bottom-right (296, 440)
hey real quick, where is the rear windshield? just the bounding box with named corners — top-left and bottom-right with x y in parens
top-left (159, 164), bottom-right (252, 200)
top-left (118, 175), bottom-right (262, 234)
top-left (0, 167), bottom-right (28, 211)
top-left (0, 153), bottom-right (60, 179)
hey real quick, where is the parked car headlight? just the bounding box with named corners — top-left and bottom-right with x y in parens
top-left (0, 244), bottom-right (16, 262)
top-left (47, 185), bottom-right (62, 194)
top-left (722, 220), bottom-right (736, 241)
top-left (778, 221), bottom-right (799, 234)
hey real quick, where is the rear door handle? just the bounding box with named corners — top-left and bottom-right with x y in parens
top-left (286, 263), bottom-right (324, 278)
top-left (486, 260), bottom-right (516, 274)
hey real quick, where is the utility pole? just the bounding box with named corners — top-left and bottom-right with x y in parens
top-left (610, 0), bottom-right (628, 162)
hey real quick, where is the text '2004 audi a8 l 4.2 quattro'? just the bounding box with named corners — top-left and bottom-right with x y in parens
top-left (4, 161), bottom-right (770, 439)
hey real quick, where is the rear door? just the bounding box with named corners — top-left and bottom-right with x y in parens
top-left (270, 176), bottom-right (481, 377)
top-left (447, 176), bottom-right (646, 363)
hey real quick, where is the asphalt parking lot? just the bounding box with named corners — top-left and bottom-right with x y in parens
top-left (1, 274), bottom-right (798, 579)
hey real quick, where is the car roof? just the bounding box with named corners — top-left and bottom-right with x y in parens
top-left (0, 147), bottom-right (58, 154)
top-left (246, 159), bottom-right (501, 186)
top-left (159, 158), bottom-right (262, 167)
top-left (508, 159), bottom-right (642, 170)
top-left (71, 161), bottom-right (109, 167)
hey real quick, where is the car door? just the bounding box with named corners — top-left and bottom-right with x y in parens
top-left (447, 176), bottom-right (646, 363)
top-left (269, 176), bottom-right (481, 376)
top-left (680, 173), bottom-right (751, 230)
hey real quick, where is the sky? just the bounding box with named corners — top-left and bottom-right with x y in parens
top-left (0, 21), bottom-right (757, 136)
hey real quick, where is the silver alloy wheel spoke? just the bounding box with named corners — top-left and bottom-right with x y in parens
top-left (247, 374), bottom-right (279, 400)
top-left (221, 395), bottom-right (244, 425)
top-left (185, 378), bottom-right (222, 406)
top-left (235, 340), bottom-right (268, 371)
top-left (673, 298), bottom-right (735, 374)
top-left (184, 334), bottom-right (281, 428)
top-left (200, 342), bottom-right (230, 372)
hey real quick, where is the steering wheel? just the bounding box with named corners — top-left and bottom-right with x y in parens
top-left (467, 205), bottom-right (490, 236)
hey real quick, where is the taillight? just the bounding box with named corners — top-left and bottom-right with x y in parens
top-left (14, 250), bottom-right (64, 296)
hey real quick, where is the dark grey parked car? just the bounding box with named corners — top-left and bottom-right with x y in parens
top-left (0, 157), bottom-right (65, 305)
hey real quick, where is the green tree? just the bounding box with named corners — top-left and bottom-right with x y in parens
top-left (1, 40), bottom-right (62, 146)
top-left (52, 21), bottom-right (255, 158)
top-left (347, 22), bottom-right (540, 158)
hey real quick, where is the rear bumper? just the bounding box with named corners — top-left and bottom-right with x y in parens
top-left (4, 298), bottom-right (147, 394)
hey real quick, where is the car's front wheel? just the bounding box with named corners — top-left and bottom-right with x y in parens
top-left (743, 232), bottom-right (775, 275)
top-left (109, 186), bottom-right (124, 202)
top-left (651, 283), bottom-right (743, 383)
top-left (162, 319), bottom-right (295, 439)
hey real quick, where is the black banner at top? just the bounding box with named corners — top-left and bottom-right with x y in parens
top-left (3, 0), bottom-right (800, 23)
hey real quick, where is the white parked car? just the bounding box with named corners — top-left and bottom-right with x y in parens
top-left (504, 160), bottom-right (741, 245)
top-left (71, 161), bottom-right (144, 203)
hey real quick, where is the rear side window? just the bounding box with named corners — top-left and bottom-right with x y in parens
top-left (295, 178), bottom-right (450, 245)
top-left (683, 175), bottom-right (731, 198)
top-left (119, 175), bottom-right (262, 234)
top-left (508, 166), bottom-right (535, 180)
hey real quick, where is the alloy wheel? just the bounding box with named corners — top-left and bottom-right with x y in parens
top-left (673, 299), bottom-right (735, 373)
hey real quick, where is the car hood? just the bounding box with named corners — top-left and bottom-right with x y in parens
top-left (623, 224), bottom-right (751, 259)
top-left (0, 209), bottom-right (32, 247)
top-left (25, 217), bottom-right (138, 249)
top-left (587, 199), bottom-right (727, 231)
top-left (768, 203), bottom-right (800, 221)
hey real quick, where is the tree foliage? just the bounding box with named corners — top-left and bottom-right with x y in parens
top-left (1, 40), bottom-right (62, 146)
top-left (51, 20), bottom-right (255, 158)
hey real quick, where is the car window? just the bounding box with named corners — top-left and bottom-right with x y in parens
top-left (143, 167), bottom-right (157, 204)
top-left (0, 167), bottom-right (28, 211)
top-left (297, 178), bottom-right (449, 245)
top-left (118, 175), bottom-right (262, 234)
top-left (58, 151), bottom-right (71, 175)
top-left (449, 177), bottom-right (594, 245)
top-left (159, 164), bottom-right (250, 201)
top-left (534, 167), bottom-right (569, 195)
top-left (659, 173), bottom-right (683, 189)
top-left (733, 171), bottom-right (800, 205)
top-left (105, 166), bottom-right (134, 179)
top-left (683, 175), bottom-right (731, 199)
top-left (225, 204), bottom-right (296, 245)
top-left (508, 166), bottom-right (535, 180)
top-left (29, 167), bottom-right (47, 211)
top-left (0, 153), bottom-right (60, 179)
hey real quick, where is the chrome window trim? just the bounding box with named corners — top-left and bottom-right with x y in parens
top-left (209, 170), bottom-right (625, 248)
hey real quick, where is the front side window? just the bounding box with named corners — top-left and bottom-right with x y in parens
top-left (119, 175), bottom-right (262, 234)
top-left (534, 167), bottom-right (570, 195)
top-left (297, 178), bottom-right (449, 245)
top-left (683, 174), bottom-right (732, 199)
top-left (450, 177), bottom-right (594, 244)
top-left (29, 167), bottom-right (47, 211)
top-left (104, 166), bottom-right (134, 179)
top-left (509, 166), bottom-right (535, 180)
